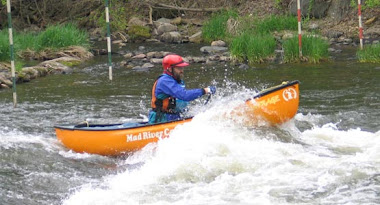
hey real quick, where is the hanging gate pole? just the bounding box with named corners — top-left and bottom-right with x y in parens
top-left (105, 0), bottom-right (113, 80)
top-left (297, 0), bottom-right (303, 58)
top-left (7, 0), bottom-right (17, 107)
top-left (357, 0), bottom-right (364, 50)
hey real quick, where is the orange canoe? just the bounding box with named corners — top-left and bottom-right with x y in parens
top-left (55, 80), bottom-right (299, 156)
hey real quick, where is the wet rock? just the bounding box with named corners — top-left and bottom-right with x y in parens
top-left (146, 39), bottom-right (161, 43)
top-left (238, 64), bottom-right (250, 70)
top-left (220, 56), bottom-right (231, 62)
top-left (132, 66), bottom-right (150, 72)
top-left (364, 17), bottom-right (377, 25)
top-left (208, 55), bottom-right (221, 61)
top-left (132, 54), bottom-right (146, 59)
top-left (171, 17), bottom-right (182, 25)
top-left (120, 60), bottom-right (128, 67)
top-left (282, 31), bottom-right (294, 40)
top-left (343, 38), bottom-right (353, 44)
top-left (327, 0), bottom-right (351, 21)
top-left (112, 40), bottom-right (123, 45)
top-left (160, 32), bottom-right (182, 43)
top-left (189, 31), bottom-right (202, 43)
top-left (0, 74), bottom-right (12, 87)
top-left (39, 60), bottom-right (73, 75)
top-left (191, 56), bottom-right (207, 63)
top-left (128, 17), bottom-right (147, 27)
top-left (289, 0), bottom-right (330, 18)
top-left (142, 63), bottom-right (154, 68)
top-left (365, 25), bottom-right (380, 38)
top-left (156, 18), bottom-right (172, 24)
top-left (21, 67), bottom-right (39, 79)
top-left (0, 83), bottom-right (9, 89)
top-left (123, 52), bottom-right (134, 59)
top-left (200, 46), bottom-right (228, 54)
top-left (91, 48), bottom-right (108, 56)
top-left (147, 51), bottom-right (168, 58)
top-left (309, 23), bottom-right (319, 30)
top-left (157, 23), bottom-right (177, 35)
top-left (211, 40), bottom-right (226, 47)
top-left (205, 59), bottom-right (217, 65)
top-left (325, 30), bottom-right (344, 39)
top-left (182, 18), bottom-right (203, 26)
top-left (150, 58), bottom-right (163, 64)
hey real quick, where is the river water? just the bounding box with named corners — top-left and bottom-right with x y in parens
top-left (0, 43), bottom-right (379, 205)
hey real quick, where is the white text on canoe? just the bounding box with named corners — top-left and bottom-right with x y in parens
top-left (126, 128), bottom-right (171, 142)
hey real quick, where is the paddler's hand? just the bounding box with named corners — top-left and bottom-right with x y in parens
top-left (203, 86), bottom-right (216, 95)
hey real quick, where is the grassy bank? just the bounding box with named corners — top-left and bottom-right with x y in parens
top-left (0, 23), bottom-right (89, 68)
top-left (283, 35), bottom-right (329, 63)
top-left (202, 11), bottom-right (329, 64)
top-left (357, 44), bottom-right (380, 63)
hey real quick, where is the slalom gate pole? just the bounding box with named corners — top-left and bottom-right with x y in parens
top-left (357, 0), bottom-right (364, 50)
top-left (7, 0), bottom-right (17, 107)
top-left (297, 0), bottom-right (303, 58)
top-left (105, 0), bottom-right (113, 80)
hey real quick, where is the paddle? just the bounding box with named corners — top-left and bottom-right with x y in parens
top-left (204, 93), bottom-right (212, 105)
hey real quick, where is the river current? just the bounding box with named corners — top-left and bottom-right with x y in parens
top-left (0, 43), bottom-right (379, 204)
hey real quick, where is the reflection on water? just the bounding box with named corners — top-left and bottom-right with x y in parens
top-left (0, 43), bottom-right (379, 204)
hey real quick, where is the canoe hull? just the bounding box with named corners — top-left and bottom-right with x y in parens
top-left (55, 118), bottom-right (192, 156)
top-left (246, 81), bottom-right (299, 125)
top-left (55, 81), bottom-right (300, 156)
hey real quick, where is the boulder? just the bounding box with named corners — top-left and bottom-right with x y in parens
top-left (142, 63), bottom-right (155, 68)
top-left (156, 18), bottom-right (172, 24)
top-left (160, 32), bottom-right (182, 43)
top-left (147, 51), bottom-right (167, 58)
top-left (157, 23), bottom-right (177, 35)
top-left (0, 74), bottom-right (12, 87)
top-left (21, 67), bottom-right (39, 79)
top-left (200, 46), bottom-right (228, 54)
top-left (325, 30), bottom-right (344, 39)
top-left (365, 25), bottom-right (380, 38)
top-left (0, 83), bottom-right (9, 89)
top-left (289, 0), bottom-right (331, 18)
top-left (189, 31), bottom-right (203, 43)
top-left (364, 17), bottom-right (377, 25)
top-left (171, 17), bottom-right (182, 25)
top-left (132, 53), bottom-right (146, 59)
top-left (39, 61), bottom-right (73, 74)
top-left (326, 0), bottom-right (351, 21)
top-left (211, 40), bottom-right (226, 47)
top-left (128, 17), bottom-right (147, 27)
top-left (150, 58), bottom-right (163, 64)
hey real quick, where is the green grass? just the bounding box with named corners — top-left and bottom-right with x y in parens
top-left (255, 15), bottom-right (298, 34)
top-left (283, 35), bottom-right (329, 63)
top-left (36, 23), bottom-right (89, 51)
top-left (0, 23), bottom-right (89, 62)
top-left (0, 30), bottom-right (10, 61)
top-left (230, 33), bottom-right (276, 64)
top-left (357, 43), bottom-right (380, 63)
top-left (202, 10), bottom-right (238, 42)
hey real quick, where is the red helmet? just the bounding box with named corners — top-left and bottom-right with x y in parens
top-left (162, 54), bottom-right (189, 70)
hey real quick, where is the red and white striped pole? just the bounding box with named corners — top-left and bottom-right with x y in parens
top-left (357, 0), bottom-right (364, 49)
top-left (297, 0), bottom-right (303, 57)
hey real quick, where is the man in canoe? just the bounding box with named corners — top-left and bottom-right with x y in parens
top-left (149, 54), bottom-right (216, 124)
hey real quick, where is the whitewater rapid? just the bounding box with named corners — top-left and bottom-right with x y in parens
top-left (60, 104), bottom-right (380, 205)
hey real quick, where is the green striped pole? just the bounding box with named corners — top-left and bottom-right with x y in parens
top-left (105, 0), bottom-right (112, 80)
top-left (7, 0), bottom-right (17, 107)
